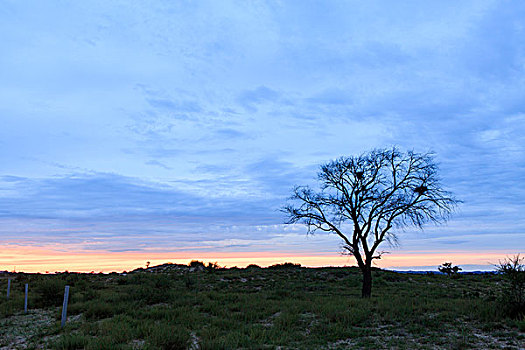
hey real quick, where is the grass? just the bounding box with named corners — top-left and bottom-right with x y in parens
top-left (0, 266), bottom-right (523, 349)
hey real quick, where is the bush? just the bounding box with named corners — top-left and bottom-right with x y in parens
top-left (152, 274), bottom-right (172, 289)
top-left (147, 323), bottom-right (190, 350)
top-left (206, 262), bottom-right (221, 273)
top-left (516, 316), bottom-right (525, 332)
top-left (84, 301), bottom-right (117, 320)
top-left (268, 262), bottom-right (302, 270)
top-left (246, 264), bottom-right (261, 270)
top-left (438, 262), bottom-right (462, 277)
top-left (189, 260), bottom-right (205, 268)
top-left (35, 278), bottom-right (67, 307)
top-left (497, 255), bottom-right (525, 318)
top-left (184, 274), bottom-right (195, 290)
top-left (53, 334), bottom-right (91, 350)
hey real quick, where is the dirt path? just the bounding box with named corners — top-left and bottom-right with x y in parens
top-left (0, 309), bottom-right (56, 349)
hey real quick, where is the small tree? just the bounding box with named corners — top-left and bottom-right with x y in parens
top-left (283, 148), bottom-right (459, 297)
top-left (497, 254), bottom-right (525, 317)
top-left (438, 262), bottom-right (462, 276)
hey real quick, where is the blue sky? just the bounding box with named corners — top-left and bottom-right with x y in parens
top-left (1, 1), bottom-right (524, 270)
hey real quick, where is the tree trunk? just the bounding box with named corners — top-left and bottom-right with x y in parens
top-left (361, 265), bottom-right (372, 298)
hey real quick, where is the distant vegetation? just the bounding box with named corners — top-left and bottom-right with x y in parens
top-left (268, 262), bottom-right (302, 270)
top-left (1, 261), bottom-right (524, 349)
top-left (438, 262), bottom-right (462, 277)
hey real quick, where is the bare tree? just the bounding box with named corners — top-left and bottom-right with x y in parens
top-left (283, 148), bottom-right (459, 297)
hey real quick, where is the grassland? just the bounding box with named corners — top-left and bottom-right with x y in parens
top-left (1, 264), bottom-right (524, 349)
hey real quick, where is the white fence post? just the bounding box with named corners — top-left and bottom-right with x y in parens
top-left (24, 284), bottom-right (28, 313)
top-left (61, 285), bottom-right (70, 328)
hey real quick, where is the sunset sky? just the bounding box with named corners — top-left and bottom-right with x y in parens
top-left (1, 1), bottom-right (524, 273)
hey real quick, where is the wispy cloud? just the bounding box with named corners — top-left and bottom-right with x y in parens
top-left (237, 86), bottom-right (281, 111)
top-left (145, 160), bottom-right (172, 170)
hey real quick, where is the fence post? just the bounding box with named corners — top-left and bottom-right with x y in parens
top-left (6, 278), bottom-right (11, 300)
top-left (61, 285), bottom-right (70, 328)
top-left (24, 284), bottom-right (28, 313)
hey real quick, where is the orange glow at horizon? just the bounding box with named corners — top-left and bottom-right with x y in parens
top-left (0, 245), bottom-right (514, 273)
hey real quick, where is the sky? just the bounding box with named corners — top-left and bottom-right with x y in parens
top-left (1, 0), bottom-right (524, 272)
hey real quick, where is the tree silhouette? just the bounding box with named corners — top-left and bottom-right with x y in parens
top-left (438, 262), bottom-right (462, 276)
top-left (283, 148), bottom-right (459, 297)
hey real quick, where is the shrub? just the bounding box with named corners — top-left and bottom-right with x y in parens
top-left (497, 255), bottom-right (525, 318)
top-left (128, 284), bottom-right (167, 305)
top-left (147, 323), bottom-right (190, 350)
top-left (84, 301), bottom-right (117, 320)
top-left (98, 315), bottom-right (137, 344)
top-left (246, 264), bottom-right (261, 270)
top-left (189, 260), bottom-right (205, 268)
top-left (35, 278), bottom-right (67, 307)
top-left (516, 316), bottom-right (525, 332)
top-left (206, 262), bottom-right (221, 273)
top-left (438, 262), bottom-right (462, 277)
top-left (268, 262), bottom-right (302, 270)
top-left (52, 334), bottom-right (90, 350)
top-left (152, 274), bottom-right (172, 289)
top-left (184, 274), bottom-right (195, 290)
